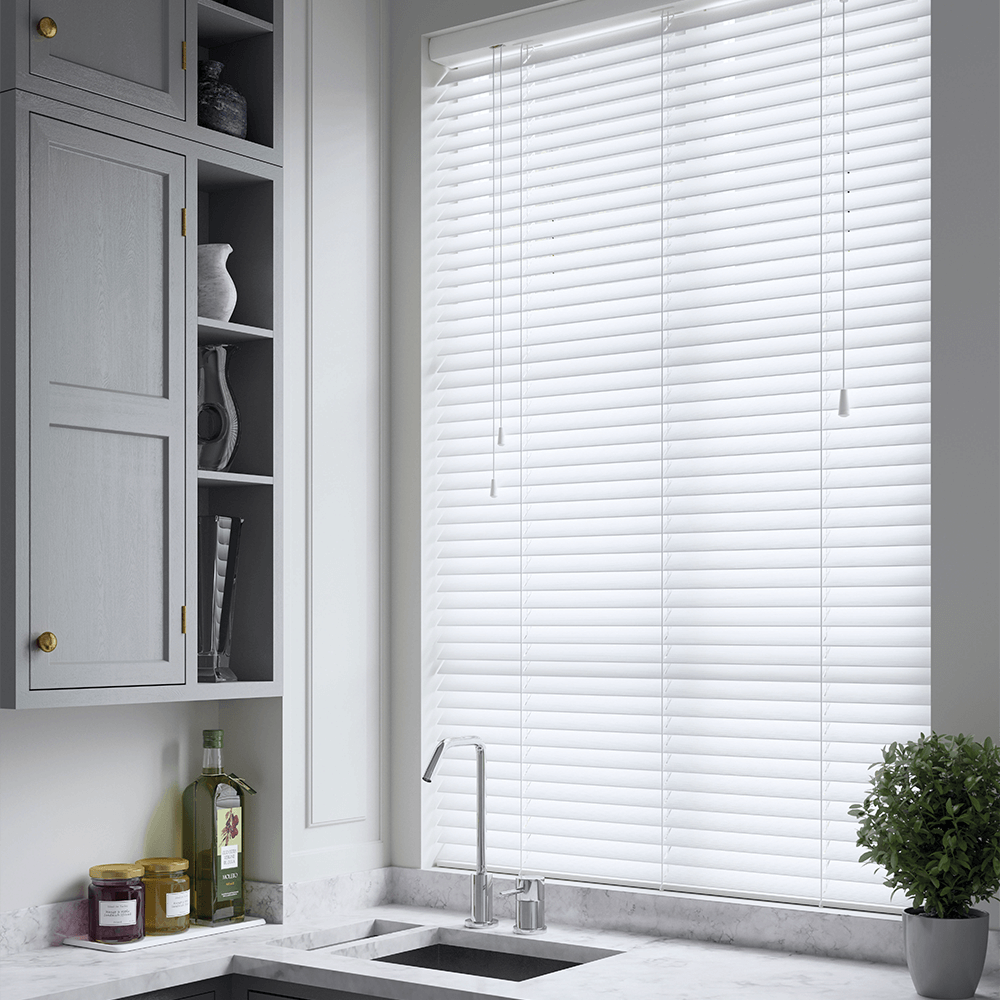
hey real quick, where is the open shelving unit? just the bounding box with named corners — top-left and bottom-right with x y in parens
top-left (193, 71), bottom-right (281, 693)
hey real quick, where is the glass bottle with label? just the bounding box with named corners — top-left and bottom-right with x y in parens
top-left (182, 729), bottom-right (255, 924)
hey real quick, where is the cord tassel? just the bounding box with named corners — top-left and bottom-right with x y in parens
top-left (838, 387), bottom-right (850, 417)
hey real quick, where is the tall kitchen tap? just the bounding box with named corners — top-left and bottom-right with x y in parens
top-left (422, 736), bottom-right (497, 928)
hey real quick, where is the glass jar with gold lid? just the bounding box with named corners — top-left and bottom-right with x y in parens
top-left (135, 857), bottom-right (190, 934)
top-left (88, 864), bottom-right (145, 943)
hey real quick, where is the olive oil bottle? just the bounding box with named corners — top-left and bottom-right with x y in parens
top-left (182, 729), bottom-right (255, 924)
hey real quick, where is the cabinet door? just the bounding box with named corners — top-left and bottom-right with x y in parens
top-left (28, 114), bottom-right (186, 691)
top-left (28, 0), bottom-right (185, 119)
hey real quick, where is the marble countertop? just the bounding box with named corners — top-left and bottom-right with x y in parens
top-left (3, 904), bottom-right (998, 1000)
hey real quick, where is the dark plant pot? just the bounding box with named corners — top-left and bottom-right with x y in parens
top-left (903, 907), bottom-right (990, 999)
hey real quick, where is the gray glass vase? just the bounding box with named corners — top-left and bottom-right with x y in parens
top-left (198, 345), bottom-right (240, 471)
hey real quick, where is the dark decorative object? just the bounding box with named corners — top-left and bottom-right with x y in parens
top-left (198, 60), bottom-right (247, 139)
top-left (198, 515), bottom-right (244, 682)
top-left (198, 345), bottom-right (240, 471)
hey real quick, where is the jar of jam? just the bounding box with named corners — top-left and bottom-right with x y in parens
top-left (135, 857), bottom-right (190, 934)
top-left (88, 864), bottom-right (145, 944)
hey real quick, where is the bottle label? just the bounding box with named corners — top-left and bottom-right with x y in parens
top-left (99, 899), bottom-right (137, 927)
top-left (165, 889), bottom-right (190, 918)
top-left (215, 804), bottom-right (242, 901)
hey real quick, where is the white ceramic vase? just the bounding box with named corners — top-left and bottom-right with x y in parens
top-left (198, 243), bottom-right (238, 322)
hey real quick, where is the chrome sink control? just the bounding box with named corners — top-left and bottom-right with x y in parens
top-left (501, 877), bottom-right (546, 934)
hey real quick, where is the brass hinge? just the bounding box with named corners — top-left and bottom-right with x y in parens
top-left (181, 207), bottom-right (187, 237)
top-left (181, 605), bottom-right (187, 634)
top-left (182, 40), bottom-right (187, 71)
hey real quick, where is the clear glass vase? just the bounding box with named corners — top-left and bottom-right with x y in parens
top-left (198, 515), bottom-right (244, 683)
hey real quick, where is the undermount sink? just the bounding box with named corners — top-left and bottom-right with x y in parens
top-left (373, 940), bottom-right (580, 981)
top-left (332, 925), bottom-right (621, 982)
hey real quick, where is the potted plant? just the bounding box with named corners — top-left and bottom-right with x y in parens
top-left (849, 732), bottom-right (1000, 1000)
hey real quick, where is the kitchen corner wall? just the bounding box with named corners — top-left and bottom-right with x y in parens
top-left (0, 0), bottom-right (390, 919)
top-left (1, 0), bottom-right (996, 933)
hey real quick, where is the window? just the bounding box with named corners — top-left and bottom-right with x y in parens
top-left (423, 0), bottom-right (930, 909)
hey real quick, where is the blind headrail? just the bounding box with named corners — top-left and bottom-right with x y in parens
top-left (428, 0), bottom-right (816, 70)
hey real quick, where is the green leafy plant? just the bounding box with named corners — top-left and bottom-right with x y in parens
top-left (848, 732), bottom-right (1000, 918)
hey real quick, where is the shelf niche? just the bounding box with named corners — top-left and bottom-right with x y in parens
top-left (197, 483), bottom-right (274, 684)
top-left (197, 0), bottom-right (276, 151)
top-left (197, 160), bottom-right (274, 331)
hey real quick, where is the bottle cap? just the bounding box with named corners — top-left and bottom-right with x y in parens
top-left (135, 857), bottom-right (189, 874)
top-left (90, 864), bottom-right (144, 880)
top-left (203, 729), bottom-right (223, 748)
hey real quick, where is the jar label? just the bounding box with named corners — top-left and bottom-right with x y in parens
top-left (165, 888), bottom-right (190, 918)
top-left (99, 899), bottom-right (137, 927)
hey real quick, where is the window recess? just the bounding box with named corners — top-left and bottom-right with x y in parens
top-left (422, 0), bottom-right (930, 910)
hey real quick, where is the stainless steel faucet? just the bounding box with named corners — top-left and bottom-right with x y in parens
top-left (422, 735), bottom-right (497, 928)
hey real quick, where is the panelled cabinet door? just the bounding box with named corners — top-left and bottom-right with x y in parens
top-left (28, 0), bottom-right (185, 119)
top-left (28, 114), bottom-right (186, 691)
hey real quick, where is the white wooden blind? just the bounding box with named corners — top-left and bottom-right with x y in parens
top-left (423, 0), bottom-right (930, 908)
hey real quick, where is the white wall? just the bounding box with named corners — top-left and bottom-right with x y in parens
top-left (387, 0), bottom-right (1000, 872)
top-left (0, 703), bottom-right (218, 911)
top-left (280, 0), bottom-right (390, 884)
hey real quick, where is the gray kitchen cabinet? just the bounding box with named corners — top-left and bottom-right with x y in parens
top-left (24, 0), bottom-right (186, 119)
top-left (122, 975), bottom-right (377, 1000)
top-left (1, 94), bottom-right (190, 705)
top-left (27, 111), bottom-right (187, 693)
top-left (126, 977), bottom-right (232, 1000)
top-left (233, 975), bottom-right (378, 1000)
top-left (0, 0), bottom-right (283, 164)
top-left (0, 0), bottom-right (282, 708)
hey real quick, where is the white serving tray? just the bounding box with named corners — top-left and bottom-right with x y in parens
top-left (63, 917), bottom-right (266, 952)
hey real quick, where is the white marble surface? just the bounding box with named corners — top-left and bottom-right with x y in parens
top-left (390, 868), bottom-right (921, 966)
top-left (8, 868), bottom-right (997, 970)
top-left (0, 900), bottom-right (87, 957)
top-left (2, 903), bottom-right (998, 1000)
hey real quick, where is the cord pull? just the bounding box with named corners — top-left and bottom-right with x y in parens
top-left (838, 387), bottom-right (850, 417)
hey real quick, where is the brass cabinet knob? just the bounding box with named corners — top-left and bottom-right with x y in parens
top-left (36, 631), bottom-right (58, 652)
top-left (37, 17), bottom-right (58, 38)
